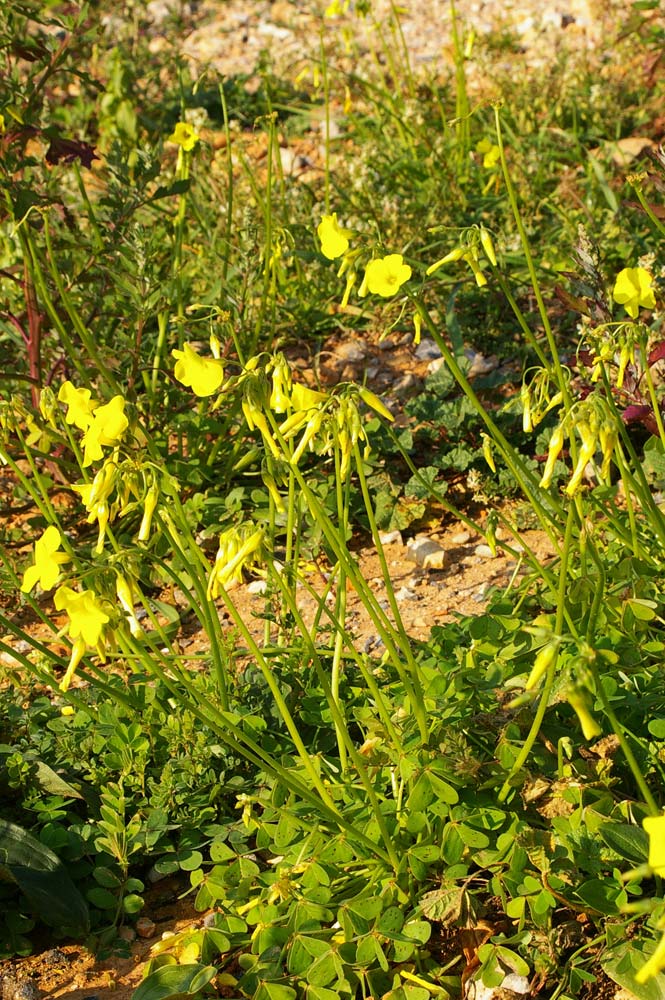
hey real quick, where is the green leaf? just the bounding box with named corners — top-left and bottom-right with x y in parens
top-left (598, 823), bottom-right (649, 864)
top-left (428, 773), bottom-right (459, 805)
top-left (0, 820), bottom-right (89, 932)
top-left (406, 774), bottom-right (434, 812)
top-left (602, 942), bottom-right (665, 1000)
top-left (377, 906), bottom-right (405, 937)
top-left (93, 866), bottom-right (122, 888)
top-left (178, 851), bottom-right (203, 872)
top-left (287, 936), bottom-right (331, 975)
top-left (123, 893), bottom-right (145, 915)
top-left (255, 983), bottom-right (297, 1000)
top-left (209, 840), bottom-right (235, 863)
top-left (306, 951), bottom-right (340, 988)
top-left (133, 964), bottom-right (217, 1000)
top-left (575, 879), bottom-right (626, 914)
top-left (86, 887), bottom-right (118, 910)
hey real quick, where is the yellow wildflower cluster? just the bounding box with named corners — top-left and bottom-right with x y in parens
top-left (539, 398), bottom-right (618, 495)
top-left (426, 224), bottom-right (497, 288)
top-left (316, 212), bottom-right (412, 307)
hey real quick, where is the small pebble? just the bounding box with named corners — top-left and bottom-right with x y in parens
top-left (136, 917), bottom-right (156, 939)
top-left (394, 586), bottom-right (419, 602)
top-left (414, 337), bottom-right (442, 361)
top-left (466, 349), bottom-right (499, 378)
top-left (450, 530), bottom-right (471, 545)
top-left (117, 926), bottom-right (136, 943)
top-left (465, 972), bottom-right (530, 999)
top-left (427, 357), bottom-right (445, 375)
top-left (475, 543), bottom-right (496, 558)
top-left (247, 579), bottom-right (267, 595)
top-left (147, 865), bottom-right (169, 883)
top-left (203, 912), bottom-right (218, 928)
top-left (391, 373), bottom-right (419, 397)
top-left (378, 529), bottom-right (403, 546)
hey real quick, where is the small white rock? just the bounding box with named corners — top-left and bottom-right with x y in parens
top-left (475, 543), bottom-right (496, 558)
top-left (394, 586), bottom-right (419, 602)
top-left (406, 537), bottom-right (447, 570)
top-left (465, 972), bottom-right (530, 999)
top-left (450, 530), bottom-right (471, 545)
top-left (247, 580), bottom-right (267, 595)
top-left (379, 529), bottom-right (403, 546)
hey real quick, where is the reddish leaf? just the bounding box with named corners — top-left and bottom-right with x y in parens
top-left (648, 342), bottom-right (665, 367)
top-left (45, 135), bottom-right (98, 168)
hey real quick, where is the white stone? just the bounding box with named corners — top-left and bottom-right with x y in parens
top-left (406, 537), bottom-right (447, 570)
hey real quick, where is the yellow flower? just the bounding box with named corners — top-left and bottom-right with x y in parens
top-left (613, 267), bottom-right (656, 319)
top-left (58, 381), bottom-right (98, 430)
top-left (172, 342), bottom-right (225, 397)
top-left (208, 526), bottom-right (263, 596)
top-left (317, 214), bottom-right (351, 260)
top-left (54, 585), bottom-right (110, 691)
top-left (476, 138), bottom-right (500, 169)
top-left (168, 121), bottom-right (200, 151)
top-left (20, 525), bottom-right (69, 593)
top-left (363, 254), bottom-right (412, 297)
top-left (81, 396), bottom-right (129, 467)
top-left (290, 383), bottom-right (327, 411)
top-left (643, 814), bottom-right (665, 876)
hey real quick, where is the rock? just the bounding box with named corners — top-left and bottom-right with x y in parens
top-left (247, 579), bottom-right (267, 595)
top-left (334, 340), bottom-right (366, 364)
top-left (475, 543), bottom-right (496, 558)
top-left (466, 349), bottom-right (499, 378)
top-left (414, 337), bottom-right (442, 361)
top-left (465, 972), bottom-right (530, 999)
top-left (136, 917), bottom-right (157, 939)
top-left (378, 529), bottom-right (403, 545)
top-left (391, 373), bottom-right (420, 397)
top-left (394, 586), bottom-right (419, 602)
top-left (147, 865), bottom-right (169, 883)
top-left (1, 979), bottom-right (40, 1000)
top-left (42, 949), bottom-right (68, 969)
top-left (406, 537), bottom-right (447, 570)
top-left (450, 530), bottom-right (471, 545)
top-left (117, 926), bottom-right (137, 943)
top-left (427, 357), bottom-right (445, 375)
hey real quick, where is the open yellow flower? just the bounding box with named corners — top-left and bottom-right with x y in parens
top-left (81, 396), bottom-right (129, 467)
top-left (476, 138), bottom-right (500, 169)
top-left (55, 585), bottom-right (110, 691)
top-left (363, 254), bottom-right (412, 297)
top-left (613, 267), bottom-right (656, 319)
top-left (317, 214), bottom-right (351, 260)
top-left (172, 342), bottom-right (225, 397)
top-left (20, 525), bottom-right (69, 593)
top-left (168, 121), bottom-right (200, 151)
top-left (643, 814), bottom-right (665, 876)
top-left (57, 381), bottom-right (98, 430)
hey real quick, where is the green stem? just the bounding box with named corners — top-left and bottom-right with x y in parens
top-left (493, 105), bottom-right (571, 407)
top-left (498, 502), bottom-right (576, 801)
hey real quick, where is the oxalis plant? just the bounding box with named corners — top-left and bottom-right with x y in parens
top-left (2, 4), bottom-right (665, 999)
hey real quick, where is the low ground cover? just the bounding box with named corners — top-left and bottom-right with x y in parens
top-left (2, 1), bottom-right (665, 998)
